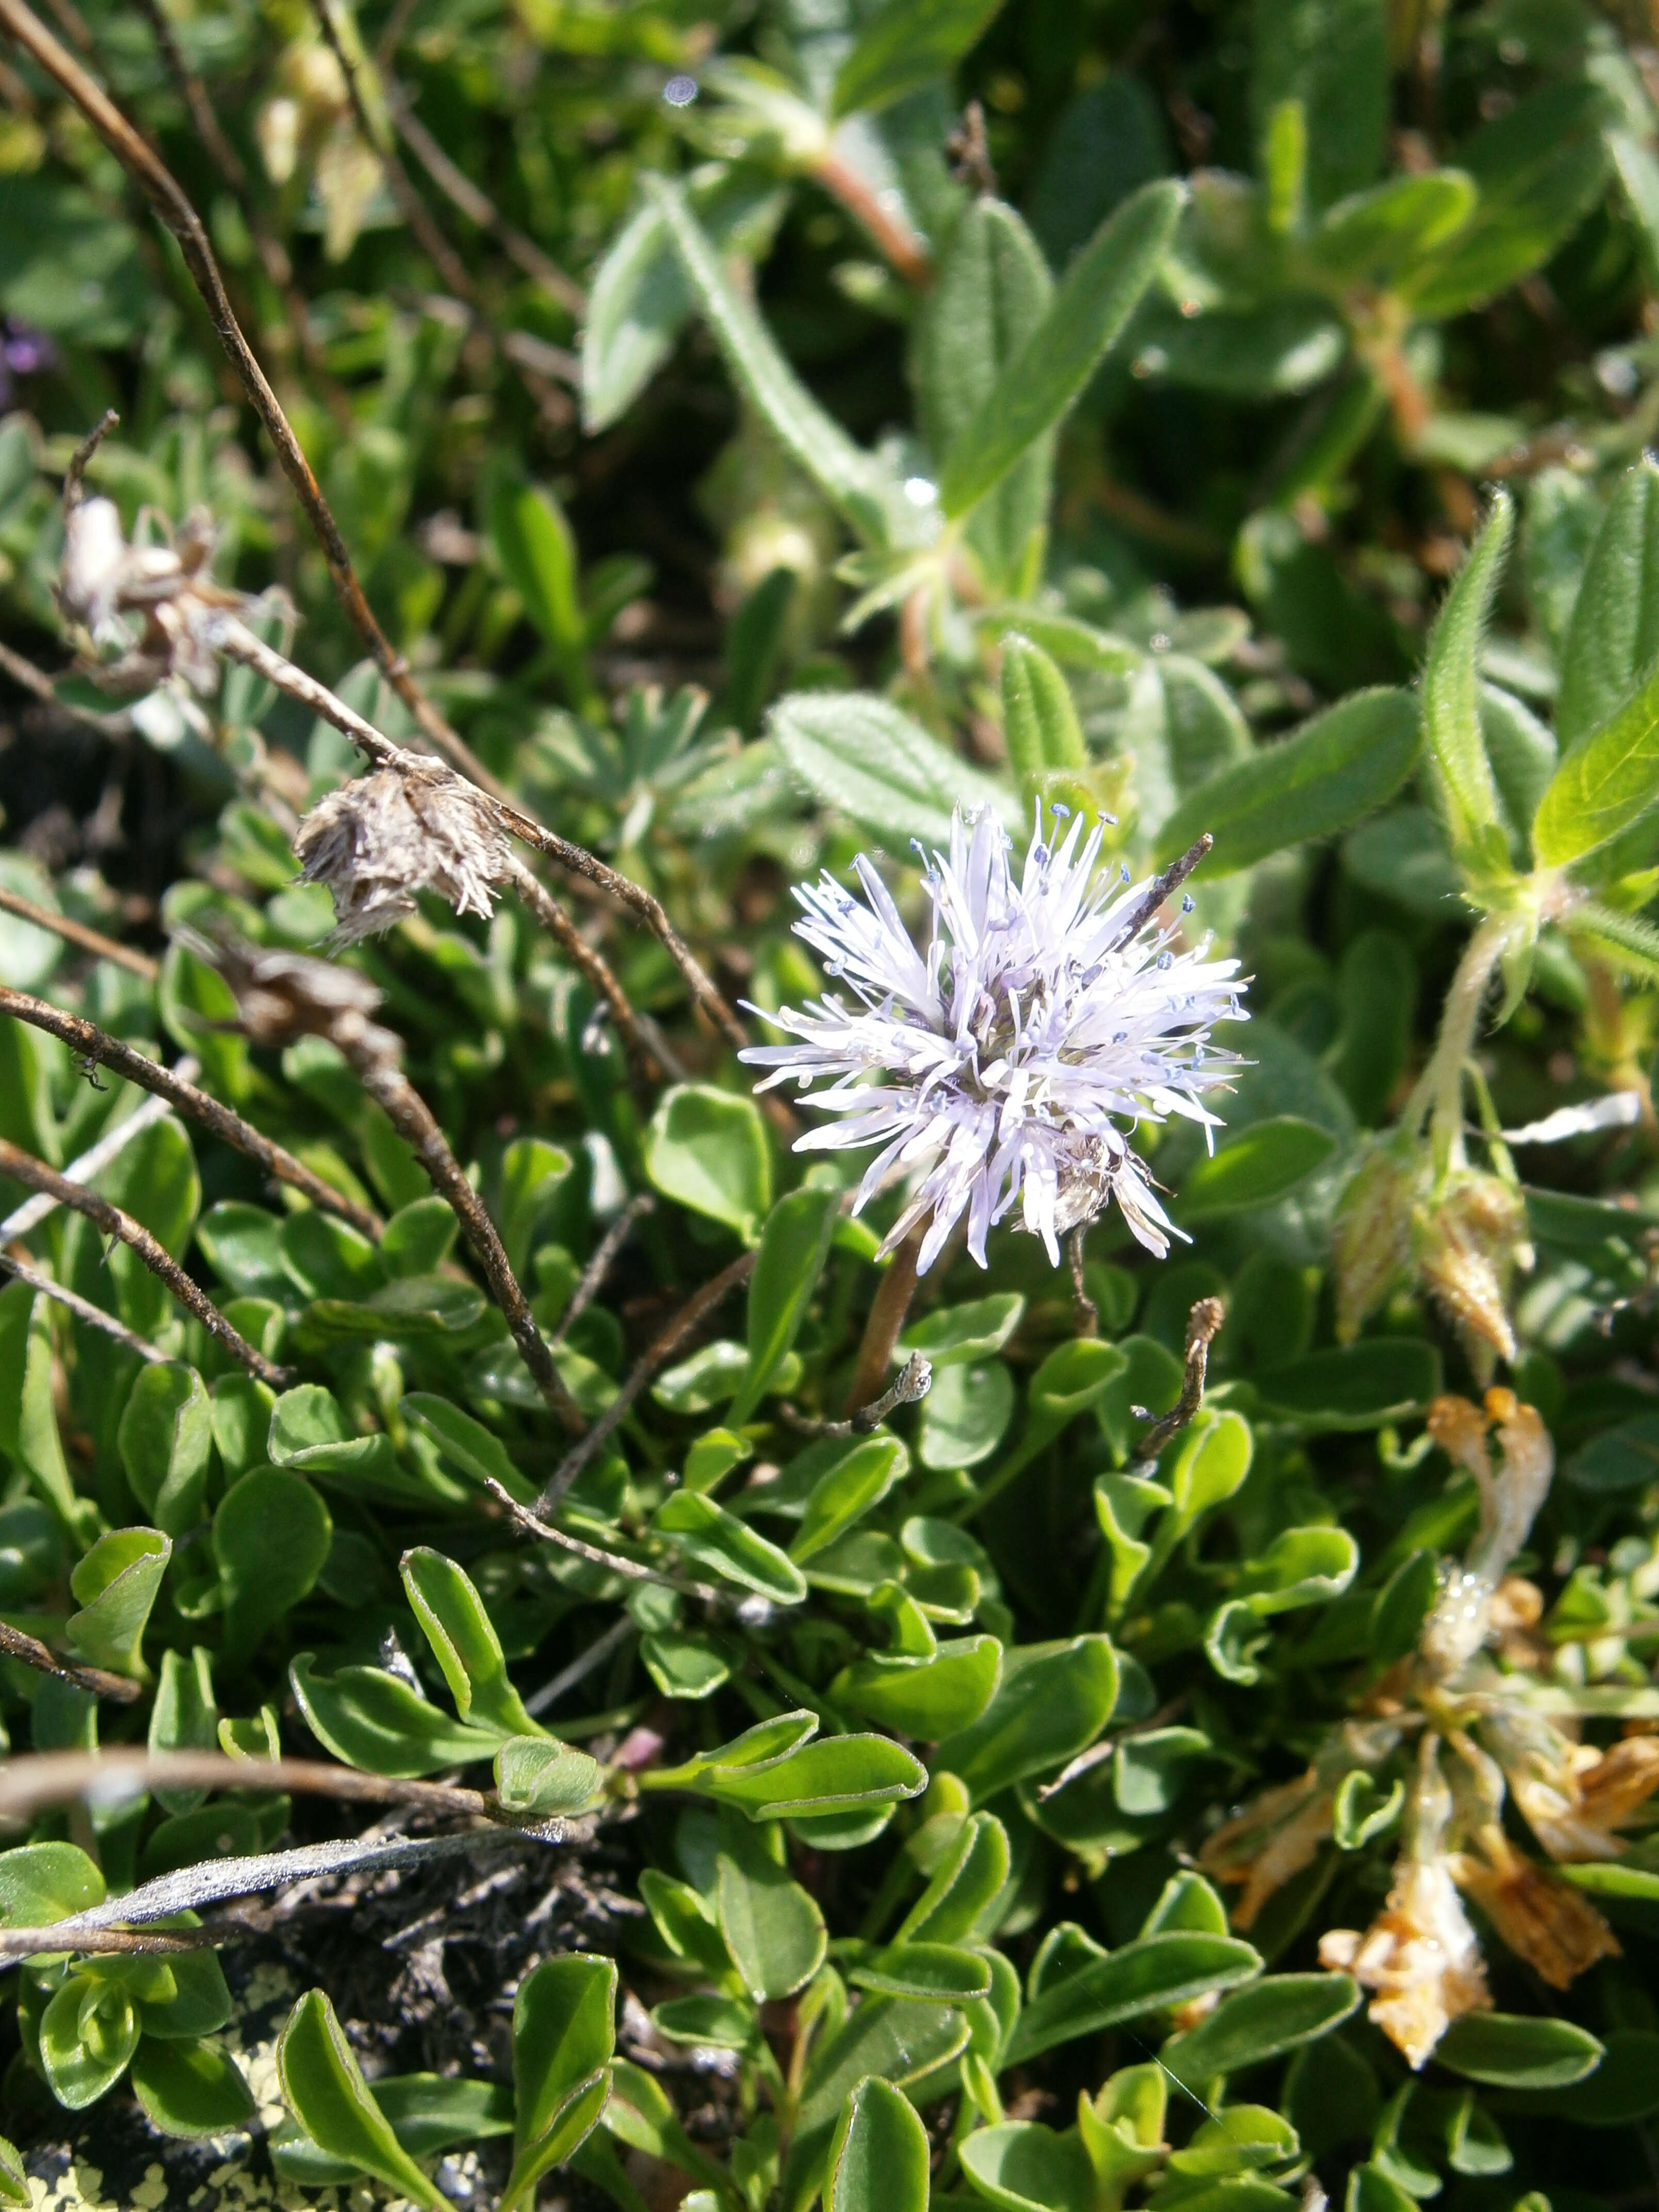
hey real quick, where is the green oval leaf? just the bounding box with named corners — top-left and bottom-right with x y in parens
top-left (1162, 1973), bottom-right (1361, 2084)
top-left (1178, 1117), bottom-right (1338, 1219)
top-left (824, 2075), bottom-right (932, 2212)
top-left (277, 1989), bottom-right (445, 2210)
top-left (1434, 2011), bottom-right (1604, 2089)
top-left (644, 1084), bottom-right (772, 1242)
top-left (1005, 1932), bottom-right (1262, 2067)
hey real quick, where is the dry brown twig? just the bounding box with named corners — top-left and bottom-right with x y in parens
top-left (0, 1620), bottom-right (141, 1703)
top-left (197, 935), bottom-right (584, 1430)
top-left (0, 886), bottom-right (157, 979)
top-left (486, 1478), bottom-right (725, 1607)
top-left (0, 1249), bottom-right (170, 1363)
top-left (0, 638), bottom-right (136, 736)
top-left (304, 0), bottom-right (573, 430)
top-left (538, 1245), bottom-right (757, 1510)
top-left (1137, 1295), bottom-right (1227, 1459)
top-left (0, 983), bottom-right (383, 1237)
top-left (0, 0), bottom-right (505, 800)
top-left (0, 1135), bottom-right (290, 1385)
top-left (382, 74), bottom-right (585, 317)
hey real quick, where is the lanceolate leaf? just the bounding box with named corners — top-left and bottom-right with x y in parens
top-left (1157, 689), bottom-right (1421, 874)
top-left (1556, 458), bottom-right (1659, 756)
top-left (1421, 492), bottom-right (1513, 881)
top-left (1004, 1932), bottom-right (1262, 2065)
top-left (277, 1990), bottom-right (445, 2211)
top-left (772, 691), bottom-right (1020, 852)
top-left (647, 178), bottom-right (916, 549)
top-left (824, 2076), bottom-right (932, 2212)
top-left (1533, 659), bottom-right (1659, 866)
top-left (939, 180), bottom-right (1184, 519)
top-left (833, 0), bottom-right (1007, 117)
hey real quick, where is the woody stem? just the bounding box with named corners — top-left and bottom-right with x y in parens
top-left (846, 1227), bottom-right (925, 1414)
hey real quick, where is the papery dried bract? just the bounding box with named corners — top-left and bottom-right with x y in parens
top-left (1413, 1169), bottom-right (1532, 1373)
top-left (295, 767), bottom-right (513, 943)
top-left (1333, 1141), bottom-right (1422, 1342)
top-left (1453, 1830), bottom-right (1619, 1988)
top-left (55, 495), bottom-right (248, 696)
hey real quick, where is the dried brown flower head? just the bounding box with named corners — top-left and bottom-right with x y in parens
top-left (1453, 1829), bottom-right (1619, 1989)
top-left (1318, 1741), bottom-right (1490, 2070)
top-left (1413, 1169), bottom-right (1532, 1374)
top-left (295, 766), bottom-right (513, 944)
top-left (57, 496), bottom-right (248, 695)
top-left (188, 933), bottom-right (399, 1063)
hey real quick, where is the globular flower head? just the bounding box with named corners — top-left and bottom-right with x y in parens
top-left (295, 766), bottom-right (512, 944)
top-left (742, 806), bottom-right (1245, 1273)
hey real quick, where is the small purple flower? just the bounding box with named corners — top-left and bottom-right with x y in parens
top-left (0, 319), bottom-right (56, 411)
top-left (742, 806), bottom-right (1247, 1273)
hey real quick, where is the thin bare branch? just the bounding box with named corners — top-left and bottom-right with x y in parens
top-left (846, 1223), bottom-right (924, 1413)
top-left (0, 0), bottom-right (507, 801)
top-left (0, 1250), bottom-right (170, 1362)
top-left (1137, 1295), bottom-right (1226, 1460)
top-left (783, 1351), bottom-right (932, 1440)
top-left (524, 1611), bottom-right (635, 1718)
top-left (0, 1829), bottom-right (541, 1956)
top-left (507, 858), bottom-right (681, 1086)
top-left (1068, 1224), bottom-right (1097, 1338)
top-left (1113, 833), bottom-right (1214, 946)
top-left (383, 74), bottom-right (585, 316)
top-left (0, 1748), bottom-right (493, 1830)
top-left (0, 888), bottom-right (155, 980)
top-left (341, 1043), bottom-right (583, 1432)
top-left (4, 1072), bottom-right (195, 1239)
top-left (0, 984), bottom-right (382, 1237)
top-left (552, 1192), bottom-right (656, 1347)
top-left (0, 1137), bottom-right (289, 1385)
top-left (487, 1477), bottom-right (724, 1606)
top-left (539, 1246), bottom-right (756, 1510)
top-left (0, 1620), bottom-right (141, 1703)
top-left (306, 0), bottom-right (572, 429)
top-left (0, 639), bottom-right (136, 735)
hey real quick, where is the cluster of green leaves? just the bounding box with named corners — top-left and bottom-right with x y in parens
top-left (5, 0), bottom-right (1659, 2203)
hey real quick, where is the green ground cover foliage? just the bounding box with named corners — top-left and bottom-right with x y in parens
top-left (4, 0), bottom-right (1659, 2203)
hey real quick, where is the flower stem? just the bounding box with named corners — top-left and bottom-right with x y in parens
top-left (847, 1226), bottom-right (925, 1414)
top-left (1402, 912), bottom-right (1516, 1173)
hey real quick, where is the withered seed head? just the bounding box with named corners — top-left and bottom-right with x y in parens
top-left (1413, 1168), bottom-right (1533, 1374)
top-left (188, 932), bottom-right (399, 1062)
top-left (294, 766), bottom-right (513, 944)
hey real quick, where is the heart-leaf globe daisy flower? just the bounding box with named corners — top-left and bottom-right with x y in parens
top-left (741, 805), bottom-right (1247, 1274)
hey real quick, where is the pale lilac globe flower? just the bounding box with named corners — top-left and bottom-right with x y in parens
top-left (741, 805), bottom-right (1248, 1274)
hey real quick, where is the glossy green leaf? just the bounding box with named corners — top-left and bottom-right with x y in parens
top-left (1234, 1525), bottom-right (1358, 1613)
top-left (1162, 1973), bottom-right (1361, 2084)
top-left (731, 1184), bottom-right (839, 1424)
top-left (935, 1636), bottom-right (1118, 1802)
top-left (786, 1998), bottom-right (970, 2211)
top-left (0, 2134), bottom-right (25, 2209)
top-left (214, 1468), bottom-right (332, 1669)
top-left (940, 181), bottom-right (1183, 519)
top-left (0, 1841), bottom-right (104, 1929)
top-left (65, 1526), bottom-right (170, 1679)
top-left (130, 2035), bottom-right (256, 2138)
top-left (503, 1955), bottom-right (617, 2210)
top-left (1178, 1118), bottom-right (1337, 1218)
top-left (495, 1736), bottom-right (603, 1817)
top-left (401, 1392), bottom-right (534, 1504)
top-left (266, 1385), bottom-right (399, 1488)
top-left (289, 1653), bottom-right (505, 1776)
top-left (654, 1490), bottom-right (808, 1602)
top-left (901, 1294), bottom-right (1025, 1370)
top-left (1309, 171), bottom-right (1476, 285)
top-left (791, 1436), bottom-right (907, 1565)
top-left (1434, 2011), bottom-right (1603, 2088)
top-left (717, 1815), bottom-right (827, 2000)
top-left (849, 1942), bottom-right (992, 2002)
top-left (40, 1977), bottom-right (140, 2109)
top-left (703, 1734), bottom-right (928, 1820)
top-left (148, 1646), bottom-right (218, 1815)
top-left (1534, 642), bottom-right (1659, 866)
top-left (1005, 1932), bottom-right (1260, 2065)
top-left (899, 1812), bottom-right (1011, 1947)
top-left (1421, 493), bottom-right (1513, 880)
top-left (834, 1632), bottom-right (1002, 1738)
top-left (824, 2074), bottom-right (931, 2212)
top-left (400, 1547), bottom-right (541, 1736)
top-left (277, 1989), bottom-right (445, 2209)
top-left (919, 1361), bottom-right (1016, 1471)
top-left (644, 1084), bottom-right (772, 1242)
top-left (960, 2121), bottom-right (1095, 2212)
top-left (118, 1363), bottom-right (213, 1537)
top-left (1157, 689), bottom-right (1421, 874)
